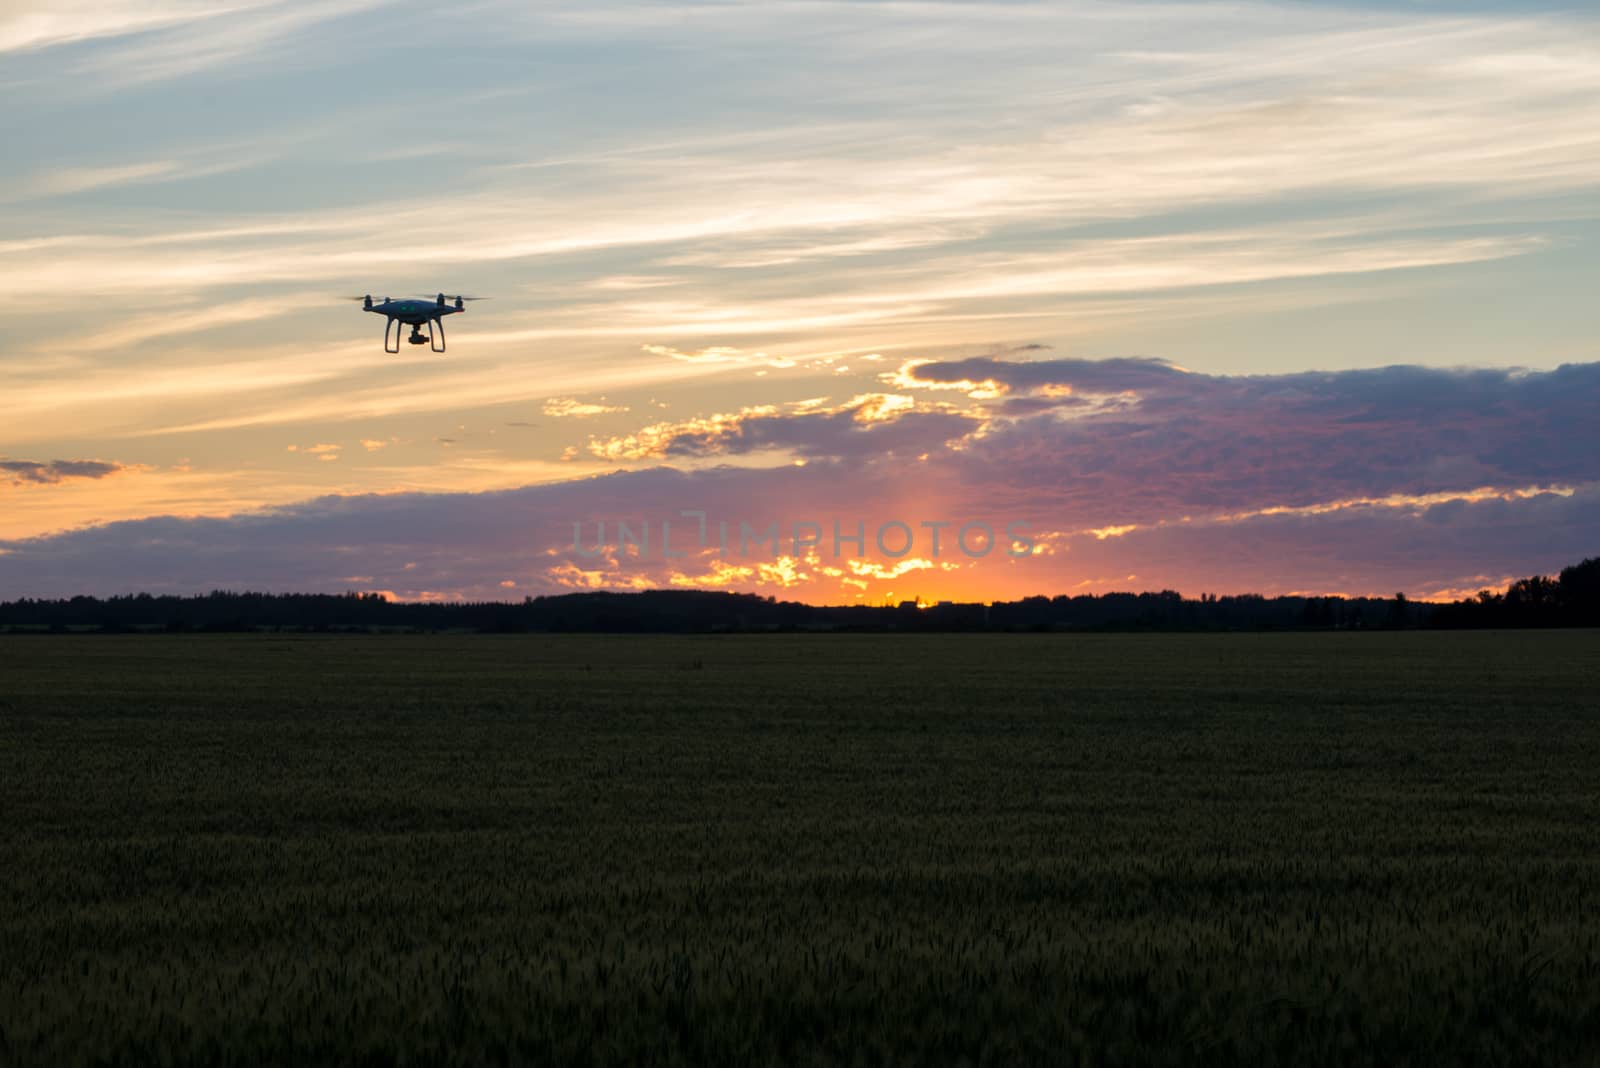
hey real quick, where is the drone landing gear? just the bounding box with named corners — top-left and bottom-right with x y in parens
top-left (385, 318), bottom-right (446, 353)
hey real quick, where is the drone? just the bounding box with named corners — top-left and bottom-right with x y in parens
top-left (345, 293), bottom-right (488, 353)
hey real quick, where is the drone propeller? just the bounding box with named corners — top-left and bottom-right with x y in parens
top-left (415, 294), bottom-right (490, 301)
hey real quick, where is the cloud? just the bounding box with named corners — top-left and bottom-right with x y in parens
top-left (0, 464), bottom-right (1591, 604)
top-left (1, 458), bottom-right (128, 486)
top-left (933, 359), bottom-right (1600, 530)
top-left (643, 344), bottom-right (798, 369)
top-left (588, 405), bottom-right (782, 461)
top-left (643, 344), bottom-right (743, 364)
top-left (543, 396), bottom-right (629, 418)
top-left (7, 0), bottom-right (396, 85)
top-left (0, 2), bottom-right (256, 55)
top-left (586, 394), bottom-right (978, 462)
top-left (22, 160), bottom-right (182, 198)
top-left (2, 359), bottom-right (1596, 602)
top-left (288, 442), bottom-right (341, 462)
top-left (1044, 484), bottom-right (1600, 602)
top-left (892, 355), bottom-right (1189, 397)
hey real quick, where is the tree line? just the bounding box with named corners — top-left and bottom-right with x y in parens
top-left (0, 557), bottom-right (1593, 633)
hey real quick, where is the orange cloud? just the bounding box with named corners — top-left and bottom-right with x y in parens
top-left (543, 396), bottom-right (630, 418)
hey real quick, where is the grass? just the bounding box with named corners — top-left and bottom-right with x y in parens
top-left (2, 631), bottom-right (1599, 1065)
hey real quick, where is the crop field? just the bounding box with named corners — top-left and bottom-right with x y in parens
top-left (2, 631), bottom-right (1599, 1065)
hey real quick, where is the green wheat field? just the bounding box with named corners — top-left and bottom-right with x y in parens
top-left (3, 631), bottom-right (1599, 1065)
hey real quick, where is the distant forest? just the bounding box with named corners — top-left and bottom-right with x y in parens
top-left (0, 557), bottom-right (1594, 633)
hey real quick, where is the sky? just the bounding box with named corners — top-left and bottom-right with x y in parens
top-left (1, 0), bottom-right (1596, 604)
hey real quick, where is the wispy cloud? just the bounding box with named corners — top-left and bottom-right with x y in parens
top-left (22, 160), bottom-right (182, 197)
top-left (54, 293), bottom-right (328, 353)
top-left (3, 0), bottom-right (397, 83)
top-left (0, 1), bottom-right (256, 55)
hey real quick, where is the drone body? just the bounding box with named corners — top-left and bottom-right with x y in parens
top-left (347, 293), bottom-right (486, 352)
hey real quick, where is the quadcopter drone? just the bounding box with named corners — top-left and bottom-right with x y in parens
top-left (345, 293), bottom-right (488, 353)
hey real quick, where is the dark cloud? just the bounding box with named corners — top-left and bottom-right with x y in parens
top-left (0, 465), bottom-right (909, 598)
top-left (1052, 486), bottom-right (1600, 600)
top-left (0, 468), bottom-right (1589, 602)
top-left (0, 359), bottom-right (1594, 601)
top-left (660, 406), bottom-right (981, 461)
top-left (943, 360), bottom-right (1600, 527)
top-left (993, 395), bottom-right (1092, 417)
top-left (1, 458), bottom-right (127, 486)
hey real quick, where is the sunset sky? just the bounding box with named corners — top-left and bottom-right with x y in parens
top-left (2, 0), bottom-right (1596, 603)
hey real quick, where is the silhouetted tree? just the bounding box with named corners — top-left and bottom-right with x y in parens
top-left (1558, 557), bottom-right (1600, 626)
top-left (1383, 592), bottom-right (1412, 629)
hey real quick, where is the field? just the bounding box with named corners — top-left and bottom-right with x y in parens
top-left (2, 631), bottom-right (1599, 1065)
